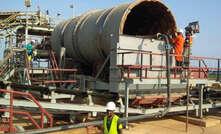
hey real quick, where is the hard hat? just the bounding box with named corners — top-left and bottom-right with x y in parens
top-left (178, 29), bottom-right (184, 34)
top-left (31, 40), bottom-right (35, 43)
top-left (106, 101), bottom-right (116, 111)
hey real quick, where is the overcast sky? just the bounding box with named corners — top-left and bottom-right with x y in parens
top-left (0, 0), bottom-right (221, 60)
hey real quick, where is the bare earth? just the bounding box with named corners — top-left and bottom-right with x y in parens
top-left (49, 118), bottom-right (221, 134)
top-left (122, 118), bottom-right (221, 134)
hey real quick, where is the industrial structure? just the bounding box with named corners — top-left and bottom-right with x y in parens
top-left (0, 0), bottom-right (220, 133)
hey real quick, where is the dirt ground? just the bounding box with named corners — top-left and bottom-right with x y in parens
top-left (48, 117), bottom-right (221, 134)
top-left (10, 110), bottom-right (221, 134)
top-left (122, 118), bottom-right (221, 134)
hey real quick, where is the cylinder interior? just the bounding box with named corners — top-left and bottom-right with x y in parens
top-left (123, 1), bottom-right (177, 36)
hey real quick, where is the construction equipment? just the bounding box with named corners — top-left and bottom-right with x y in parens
top-left (0, 0), bottom-right (220, 133)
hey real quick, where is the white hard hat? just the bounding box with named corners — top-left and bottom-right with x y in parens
top-left (178, 29), bottom-right (184, 34)
top-left (31, 40), bottom-right (35, 43)
top-left (106, 101), bottom-right (116, 111)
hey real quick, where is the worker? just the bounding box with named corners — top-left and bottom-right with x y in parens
top-left (170, 29), bottom-right (185, 66)
top-left (104, 101), bottom-right (123, 134)
top-left (33, 49), bottom-right (38, 61)
top-left (26, 40), bottom-right (35, 61)
top-left (183, 32), bottom-right (193, 65)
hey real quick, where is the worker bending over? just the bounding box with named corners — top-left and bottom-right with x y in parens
top-left (104, 102), bottom-right (123, 134)
top-left (170, 29), bottom-right (185, 66)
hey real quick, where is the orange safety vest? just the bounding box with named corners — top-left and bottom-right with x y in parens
top-left (170, 34), bottom-right (185, 61)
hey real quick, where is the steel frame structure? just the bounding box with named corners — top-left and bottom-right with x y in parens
top-left (117, 50), bottom-right (221, 80)
top-left (0, 8), bottom-right (221, 134)
top-left (0, 89), bottom-right (53, 133)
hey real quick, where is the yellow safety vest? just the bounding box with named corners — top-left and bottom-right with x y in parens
top-left (33, 50), bottom-right (37, 56)
top-left (104, 115), bottom-right (120, 134)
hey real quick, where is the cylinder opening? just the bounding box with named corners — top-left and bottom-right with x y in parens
top-left (122, 1), bottom-right (177, 36)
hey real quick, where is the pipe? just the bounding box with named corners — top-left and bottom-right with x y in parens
top-left (13, 112), bottom-right (162, 134)
top-left (157, 33), bottom-right (171, 108)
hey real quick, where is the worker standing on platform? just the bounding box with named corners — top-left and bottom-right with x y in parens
top-left (27, 40), bottom-right (35, 61)
top-left (104, 102), bottom-right (123, 134)
top-left (183, 32), bottom-right (193, 65)
top-left (33, 49), bottom-right (38, 61)
top-left (170, 29), bottom-right (185, 66)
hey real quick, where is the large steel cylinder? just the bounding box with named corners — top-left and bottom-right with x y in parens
top-left (51, 0), bottom-right (177, 64)
top-left (51, 19), bottom-right (71, 59)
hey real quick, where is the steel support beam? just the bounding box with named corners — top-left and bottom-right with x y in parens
top-left (217, 59), bottom-right (220, 81)
top-left (199, 85), bottom-right (204, 118)
top-left (124, 80), bottom-right (129, 129)
top-left (0, 98), bottom-right (221, 115)
top-left (95, 54), bottom-right (110, 80)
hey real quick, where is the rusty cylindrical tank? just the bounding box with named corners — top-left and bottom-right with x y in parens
top-left (51, 0), bottom-right (177, 64)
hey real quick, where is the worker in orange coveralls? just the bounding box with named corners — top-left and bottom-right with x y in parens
top-left (170, 29), bottom-right (185, 66)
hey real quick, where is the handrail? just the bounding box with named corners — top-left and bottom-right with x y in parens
top-left (30, 68), bottom-right (77, 72)
top-left (25, 52), bottom-right (32, 84)
top-left (0, 51), bottom-right (14, 67)
top-left (118, 51), bottom-right (221, 61)
top-left (50, 51), bottom-right (58, 69)
top-left (24, 50), bottom-right (77, 85)
top-left (0, 109), bottom-right (41, 130)
top-left (29, 68), bottom-right (77, 84)
top-left (49, 51), bottom-right (59, 80)
top-left (119, 64), bottom-right (218, 70)
top-left (0, 12), bottom-right (19, 24)
top-left (117, 48), bottom-right (221, 60)
top-left (117, 50), bottom-right (221, 68)
top-left (200, 59), bottom-right (209, 78)
top-left (117, 49), bottom-right (221, 79)
top-left (0, 35), bottom-right (14, 79)
top-left (0, 64), bottom-right (9, 76)
top-left (0, 89), bottom-right (53, 132)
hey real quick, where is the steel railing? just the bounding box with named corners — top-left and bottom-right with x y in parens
top-left (24, 50), bottom-right (77, 85)
top-left (117, 49), bottom-right (221, 80)
top-left (0, 89), bottom-right (53, 132)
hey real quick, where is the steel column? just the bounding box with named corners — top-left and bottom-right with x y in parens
top-left (140, 53), bottom-right (143, 80)
top-left (198, 60), bottom-right (201, 78)
top-left (9, 92), bottom-right (14, 132)
top-left (165, 43), bottom-right (171, 108)
top-left (186, 41), bottom-right (191, 132)
top-left (199, 85), bottom-right (204, 118)
top-left (122, 53), bottom-right (124, 65)
top-left (217, 59), bottom-right (220, 81)
top-left (25, 9), bottom-right (28, 46)
top-left (150, 53), bottom-right (152, 70)
top-left (124, 80), bottom-right (129, 129)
